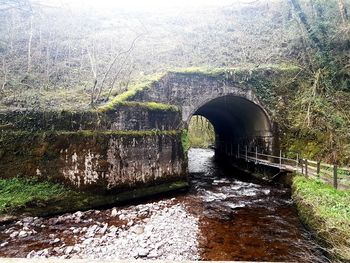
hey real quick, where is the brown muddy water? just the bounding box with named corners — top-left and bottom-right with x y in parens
top-left (0, 148), bottom-right (329, 262)
top-left (185, 148), bottom-right (329, 262)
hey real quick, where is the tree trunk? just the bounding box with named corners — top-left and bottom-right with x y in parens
top-left (27, 14), bottom-right (33, 73)
top-left (288, 0), bottom-right (322, 50)
top-left (338, 0), bottom-right (349, 24)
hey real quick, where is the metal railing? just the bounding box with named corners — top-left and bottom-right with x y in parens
top-left (234, 145), bottom-right (350, 190)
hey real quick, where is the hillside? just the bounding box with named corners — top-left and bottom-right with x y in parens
top-left (0, 0), bottom-right (350, 164)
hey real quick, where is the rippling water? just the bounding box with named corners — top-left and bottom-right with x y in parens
top-left (186, 148), bottom-right (329, 262)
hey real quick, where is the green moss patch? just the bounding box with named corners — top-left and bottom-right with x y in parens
top-left (292, 175), bottom-right (350, 262)
top-left (0, 177), bottom-right (188, 219)
top-left (169, 64), bottom-right (301, 78)
top-left (98, 73), bottom-right (166, 112)
top-left (0, 177), bottom-right (74, 214)
top-left (100, 101), bottom-right (179, 112)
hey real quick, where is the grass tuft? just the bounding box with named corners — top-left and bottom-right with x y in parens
top-left (98, 73), bottom-right (166, 112)
top-left (292, 175), bottom-right (350, 262)
top-left (0, 177), bottom-right (72, 214)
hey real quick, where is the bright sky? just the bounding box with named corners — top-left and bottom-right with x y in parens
top-left (39, 0), bottom-right (255, 11)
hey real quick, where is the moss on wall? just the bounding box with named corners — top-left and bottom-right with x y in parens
top-left (0, 128), bottom-right (187, 207)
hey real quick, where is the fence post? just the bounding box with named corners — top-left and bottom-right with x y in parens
top-left (301, 159), bottom-right (304, 175)
top-left (245, 146), bottom-right (248, 161)
top-left (333, 165), bottom-right (338, 189)
top-left (279, 150), bottom-right (282, 168)
top-left (316, 161), bottom-right (321, 178)
top-left (230, 143), bottom-right (233, 157)
top-left (237, 144), bottom-right (240, 159)
top-left (255, 147), bottom-right (258, 164)
top-left (305, 159), bottom-right (308, 178)
top-left (296, 153), bottom-right (299, 170)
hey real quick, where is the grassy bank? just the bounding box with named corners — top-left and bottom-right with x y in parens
top-left (0, 177), bottom-right (188, 221)
top-left (292, 175), bottom-right (350, 262)
top-left (0, 177), bottom-right (73, 214)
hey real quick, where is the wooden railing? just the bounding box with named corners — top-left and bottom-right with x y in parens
top-left (234, 145), bottom-right (350, 190)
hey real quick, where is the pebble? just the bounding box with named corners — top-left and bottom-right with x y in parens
top-left (10, 231), bottom-right (19, 238)
top-left (18, 231), bottom-right (28, 238)
top-left (10, 200), bottom-right (199, 261)
top-left (110, 208), bottom-right (118, 217)
top-left (0, 242), bottom-right (9, 247)
top-left (137, 248), bottom-right (150, 257)
top-left (50, 238), bottom-right (60, 245)
top-left (131, 226), bottom-right (144, 235)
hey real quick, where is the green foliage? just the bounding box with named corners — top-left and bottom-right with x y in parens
top-left (181, 129), bottom-right (190, 155)
top-left (99, 73), bottom-right (166, 112)
top-left (188, 116), bottom-right (215, 148)
top-left (285, 71), bottom-right (350, 164)
top-left (104, 101), bottom-right (179, 112)
top-left (0, 177), bottom-right (72, 213)
top-left (292, 175), bottom-right (350, 261)
top-left (0, 177), bottom-right (188, 217)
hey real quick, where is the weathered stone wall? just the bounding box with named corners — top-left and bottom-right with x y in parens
top-left (0, 131), bottom-right (185, 192)
top-left (0, 102), bottom-right (185, 193)
top-left (0, 105), bottom-right (181, 132)
top-left (130, 68), bottom-right (295, 122)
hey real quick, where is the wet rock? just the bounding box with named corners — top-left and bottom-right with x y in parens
top-left (137, 248), bottom-right (150, 257)
top-left (50, 238), bottom-right (60, 245)
top-left (26, 250), bottom-right (36, 258)
top-left (10, 231), bottom-right (19, 238)
top-left (147, 250), bottom-right (159, 258)
top-left (131, 226), bottom-right (144, 235)
top-left (74, 211), bottom-right (84, 218)
top-left (18, 231), bottom-right (28, 238)
top-left (99, 223), bottom-right (108, 235)
top-left (82, 238), bottom-right (94, 245)
top-left (119, 214), bottom-right (127, 221)
top-left (110, 208), bottom-right (118, 217)
top-left (64, 246), bottom-right (74, 255)
top-left (0, 242), bottom-right (9, 247)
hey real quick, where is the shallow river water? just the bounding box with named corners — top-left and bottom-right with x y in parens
top-left (185, 148), bottom-right (328, 262)
top-left (0, 148), bottom-right (329, 261)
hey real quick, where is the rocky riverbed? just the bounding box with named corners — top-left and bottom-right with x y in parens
top-left (0, 149), bottom-right (329, 262)
top-left (0, 199), bottom-right (199, 260)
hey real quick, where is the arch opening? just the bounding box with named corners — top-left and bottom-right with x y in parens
top-left (190, 95), bottom-right (274, 156)
top-left (188, 115), bottom-right (215, 149)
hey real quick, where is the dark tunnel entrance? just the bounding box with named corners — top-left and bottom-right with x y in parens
top-left (190, 95), bottom-right (274, 157)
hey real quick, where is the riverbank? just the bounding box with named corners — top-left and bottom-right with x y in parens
top-left (0, 177), bottom-right (188, 222)
top-left (292, 175), bottom-right (350, 262)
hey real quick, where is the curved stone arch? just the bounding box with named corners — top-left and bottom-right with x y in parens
top-left (183, 88), bottom-right (274, 154)
top-left (180, 84), bottom-right (270, 123)
top-left (184, 91), bottom-right (272, 127)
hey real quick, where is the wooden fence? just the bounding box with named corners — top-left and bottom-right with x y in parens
top-left (235, 145), bottom-right (350, 190)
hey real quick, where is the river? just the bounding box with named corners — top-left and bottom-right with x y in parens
top-left (0, 148), bottom-right (329, 261)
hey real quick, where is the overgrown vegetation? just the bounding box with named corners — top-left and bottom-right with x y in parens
top-left (188, 115), bottom-right (215, 148)
top-left (292, 175), bottom-right (350, 262)
top-left (98, 73), bottom-right (166, 112)
top-left (282, 0), bottom-right (350, 165)
top-left (181, 129), bottom-right (190, 156)
top-left (0, 177), bottom-right (188, 217)
top-left (0, 177), bottom-right (72, 213)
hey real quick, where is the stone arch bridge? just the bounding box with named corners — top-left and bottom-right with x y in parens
top-left (0, 66), bottom-right (299, 198)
